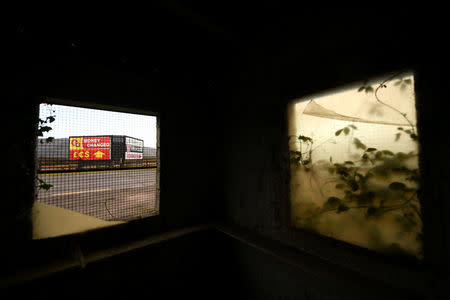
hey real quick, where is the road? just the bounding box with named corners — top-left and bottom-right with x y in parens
top-left (37, 169), bottom-right (158, 221)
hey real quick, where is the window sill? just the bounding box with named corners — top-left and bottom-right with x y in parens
top-left (1, 224), bottom-right (211, 288)
top-left (215, 222), bottom-right (441, 299)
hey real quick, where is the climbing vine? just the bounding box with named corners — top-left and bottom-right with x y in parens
top-left (290, 73), bottom-right (422, 257)
top-left (36, 102), bottom-right (56, 191)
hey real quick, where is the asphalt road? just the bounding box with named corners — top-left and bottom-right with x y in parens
top-left (37, 169), bottom-right (158, 221)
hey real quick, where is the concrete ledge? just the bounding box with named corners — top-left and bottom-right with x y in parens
top-left (1, 224), bottom-right (211, 288)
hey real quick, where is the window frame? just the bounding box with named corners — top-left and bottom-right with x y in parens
top-left (34, 96), bottom-right (161, 238)
top-left (280, 68), bottom-right (446, 294)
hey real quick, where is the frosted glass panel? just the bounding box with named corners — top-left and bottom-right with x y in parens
top-left (288, 72), bottom-right (422, 259)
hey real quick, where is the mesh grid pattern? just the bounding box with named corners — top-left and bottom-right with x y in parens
top-left (287, 72), bottom-right (423, 259)
top-left (36, 103), bottom-right (158, 221)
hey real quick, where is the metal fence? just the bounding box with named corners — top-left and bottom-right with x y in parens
top-left (37, 156), bottom-right (157, 172)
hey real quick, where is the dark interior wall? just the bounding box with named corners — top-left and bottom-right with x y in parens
top-left (222, 234), bottom-right (402, 300)
top-left (5, 7), bottom-right (450, 299)
top-left (219, 46), bottom-right (412, 234)
top-left (217, 20), bottom-right (449, 297)
top-left (4, 230), bottom-right (235, 299)
top-left (3, 29), bottom-right (224, 282)
top-left (4, 9), bottom-right (233, 292)
top-left (5, 6), bottom-right (232, 243)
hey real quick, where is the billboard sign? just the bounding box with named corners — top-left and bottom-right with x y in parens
top-left (125, 137), bottom-right (143, 160)
top-left (69, 136), bottom-right (111, 160)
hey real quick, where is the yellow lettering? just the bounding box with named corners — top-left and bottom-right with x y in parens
top-left (85, 151), bottom-right (89, 158)
top-left (73, 152), bottom-right (77, 159)
top-left (79, 151), bottom-right (84, 158)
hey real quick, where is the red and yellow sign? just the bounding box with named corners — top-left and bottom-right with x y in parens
top-left (69, 136), bottom-right (111, 160)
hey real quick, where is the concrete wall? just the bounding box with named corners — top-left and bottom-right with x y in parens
top-left (216, 35), bottom-right (449, 298)
top-left (3, 43), bottom-right (222, 283)
top-left (4, 8), bottom-right (449, 299)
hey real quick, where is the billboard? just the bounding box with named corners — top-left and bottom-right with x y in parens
top-left (69, 136), bottom-right (111, 160)
top-left (125, 137), bottom-right (143, 160)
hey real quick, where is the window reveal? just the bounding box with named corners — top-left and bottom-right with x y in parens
top-left (287, 72), bottom-right (422, 259)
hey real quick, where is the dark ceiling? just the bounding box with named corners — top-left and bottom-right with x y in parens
top-left (10, 4), bottom-right (445, 80)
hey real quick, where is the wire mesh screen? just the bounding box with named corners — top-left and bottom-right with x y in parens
top-left (288, 71), bottom-right (423, 259)
top-left (36, 103), bottom-right (158, 222)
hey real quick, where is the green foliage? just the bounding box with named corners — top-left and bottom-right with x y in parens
top-left (291, 119), bottom-right (420, 255)
top-left (353, 138), bottom-right (366, 150)
top-left (366, 206), bottom-right (378, 217)
top-left (388, 182), bottom-right (407, 191)
top-left (335, 125), bottom-right (357, 137)
top-left (37, 126), bottom-right (52, 136)
top-left (36, 177), bottom-right (53, 190)
top-left (36, 103), bottom-right (56, 190)
top-left (394, 78), bottom-right (412, 91)
top-left (298, 135), bottom-right (313, 142)
top-left (336, 204), bottom-right (349, 213)
top-left (290, 134), bottom-right (313, 168)
top-left (325, 197), bottom-right (341, 209)
top-left (382, 150), bottom-right (394, 156)
top-left (396, 126), bottom-right (418, 142)
top-left (358, 84), bottom-right (374, 94)
top-left (344, 127), bottom-right (350, 135)
top-left (290, 74), bottom-right (422, 258)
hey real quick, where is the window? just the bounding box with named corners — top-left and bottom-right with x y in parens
top-left (287, 71), bottom-right (422, 259)
top-left (34, 101), bottom-right (159, 239)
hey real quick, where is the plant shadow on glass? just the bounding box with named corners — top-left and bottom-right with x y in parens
top-left (288, 72), bottom-right (422, 260)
